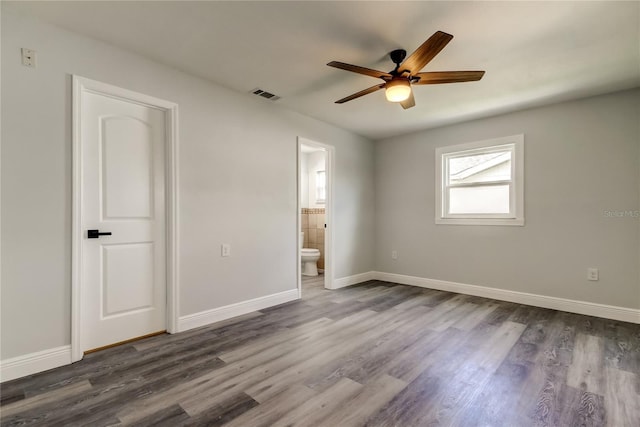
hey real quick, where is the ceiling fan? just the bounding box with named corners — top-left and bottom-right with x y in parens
top-left (327, 31), bottom-right (485, 109)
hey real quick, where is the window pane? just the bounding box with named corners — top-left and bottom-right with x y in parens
top-left (448, 185), bottom-right (510, 214)
top-left (448, 150), bottom-right (511, 184)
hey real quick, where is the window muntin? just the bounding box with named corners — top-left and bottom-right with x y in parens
top-left (436, 135), bottom-right (524, 226)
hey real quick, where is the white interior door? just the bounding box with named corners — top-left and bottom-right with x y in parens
top-left (81, 90), bottom-right (167, 352)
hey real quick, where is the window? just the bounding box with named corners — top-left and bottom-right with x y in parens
top-left (315, 170), bottom-right (326, 204)
top-left (435, 134), bottom-right (524, 226)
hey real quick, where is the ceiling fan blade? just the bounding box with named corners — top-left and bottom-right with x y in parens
top-left (399, 90), bottom-right (415, 109)
top-left (413, 71), bottom-right (485, 84)
top-left (399, 31), bottom-right (454, 75)
top-left (335, 84), bottom-right (385, 104)
top-left (327, 61), bottom-right (392, 80)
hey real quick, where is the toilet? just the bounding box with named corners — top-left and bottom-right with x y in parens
top-left (300, 232), bottom-right (321, 276)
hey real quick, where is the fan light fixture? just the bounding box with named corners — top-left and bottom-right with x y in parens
top-left (385, 79), bottom-right (411, 102)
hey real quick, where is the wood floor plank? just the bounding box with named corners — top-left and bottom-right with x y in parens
top-left (364, 286), bottom-right (426, 312)
top-left (129, 404), bottom-right (190, 427)
top-left (222, 385), bottom-right (317, 427)
top-left (269, 377), bottom-right (362, 427)
top-left (456, 309), bottom-right (570, 426)
top-left (603, 319), bottom-right (640, 374)
top-left (603, 366), bottom-right (640, 426)
top-left (0, 380), bottom-right (92, 418)
top-left (386, 288), bottom-right (440, 311)
top-left (182, 392), bottom-right (259, 426)
top-left (367, 323), bottom-right (502, 426)
top-left (426, 321), bottom-right (527, 425)
top-left (317, 374), bottom-right (407, 427)
top-left (557, 385), bottom-right (606, 427)
top-left (418, 294), bottom-right (474, 331)
top-left (451, 300), bottom-right (499, 331)
top-left (0, 390), bottom-right (24, 407)
top-left (217, 317), bottom-right (333, 364)
top-left (483, 300), bottom-right (520, 325)
top-left (364, 370), bottom-right (441, 427)
top-left (567, 333), bottom-right (605, 394)
top-left (355, 286), bottom-right (399, 303)
top-left (342, 311), bottom-right (437, 385)
top-left (428, 301), bottom-right (479, 332)
top-left (386, 327), bottom-right (467, 383)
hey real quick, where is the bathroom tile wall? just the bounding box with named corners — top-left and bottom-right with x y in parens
top-left (301, 208), bottom-right (325, 270)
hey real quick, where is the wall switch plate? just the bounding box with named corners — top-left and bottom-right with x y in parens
top-left (21, 48), bottom-right (36, 67)
top-left (391, 250), bottom-right (398, 260)
top-left (221, 243), bottom-right (231, 257)
top-left (587, 268), bottom-right (599, 281)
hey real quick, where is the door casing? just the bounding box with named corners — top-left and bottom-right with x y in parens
top-left (71, 76), bottom-right (179, 362)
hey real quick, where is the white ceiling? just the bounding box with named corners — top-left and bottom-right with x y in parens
top-left (6, 1), bottom-right (640, 140)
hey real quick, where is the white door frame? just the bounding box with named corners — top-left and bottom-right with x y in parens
top-left (297, 137), bottom-right (335, 292)
top-left (71, 76), bottom-right (179, 362)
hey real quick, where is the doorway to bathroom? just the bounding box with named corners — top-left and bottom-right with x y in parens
top-left (297, 137), bottom-right (333, 294)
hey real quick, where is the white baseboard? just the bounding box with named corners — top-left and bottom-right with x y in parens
top-left (1, 345), bottom-right (72, 383)
top-left (374, 271), bottom-right (640, 324)
top-left (178, 288), bottom-right (300, 332)
top-left (332, 271), bottom-right (377, 289)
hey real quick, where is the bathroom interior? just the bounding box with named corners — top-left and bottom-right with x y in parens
top-left (300, 144), bottom-right (327, 289)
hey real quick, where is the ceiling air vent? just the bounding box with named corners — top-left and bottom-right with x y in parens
top-left (250, 88), bottom-right (281, 101)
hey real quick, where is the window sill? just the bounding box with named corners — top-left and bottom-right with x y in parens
top-left (435, 217), bottom-right (525, 226)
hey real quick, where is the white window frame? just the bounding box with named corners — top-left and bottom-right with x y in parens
top-left (435, 134), bottom-right (524, 226)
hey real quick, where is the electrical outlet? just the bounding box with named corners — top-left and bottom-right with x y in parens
top-left (221, 243), bottom-right (231, 257)
top-left (587, 268), bottom-right (599, 281)
top-left (21, 48), bottom-right (36, 68)
top-left (391, 250), bottom-right (398, 260)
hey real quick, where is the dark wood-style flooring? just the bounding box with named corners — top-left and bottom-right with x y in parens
top-left (1, 278), bottom-right (639, 426)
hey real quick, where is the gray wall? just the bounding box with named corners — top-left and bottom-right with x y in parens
top-left (375, 89), bottom-right (640, 309)
top-left (1, 9), bottom-right (375, 359)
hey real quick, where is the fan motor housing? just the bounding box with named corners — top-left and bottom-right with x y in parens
top-left (389, 49), bottom-right (407, 66)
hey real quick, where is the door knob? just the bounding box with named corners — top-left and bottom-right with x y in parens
top-left (87, 229), bottom-right (112, 239)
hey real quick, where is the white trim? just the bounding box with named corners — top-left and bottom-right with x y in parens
top-left (71, 76), bottom-right (83, 363)
top-left (178, 289), bottom-right (300, 332)
top-left (296, 142), bottom-right (302, 296)
top-left (333, 271), bottom-right (377, 289)
top-left (297, 137), bottom-right (335, 290)
top-left (165, 104), bottom-right (180, 334)
top-left (1, 346), bottom-right (72, 382)
top-left (435, 217), bottom-right (525, 226)
top-left (373, 272), bottom-right (640, 324)
top-left (71, 76), bottom-right (179, 362)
